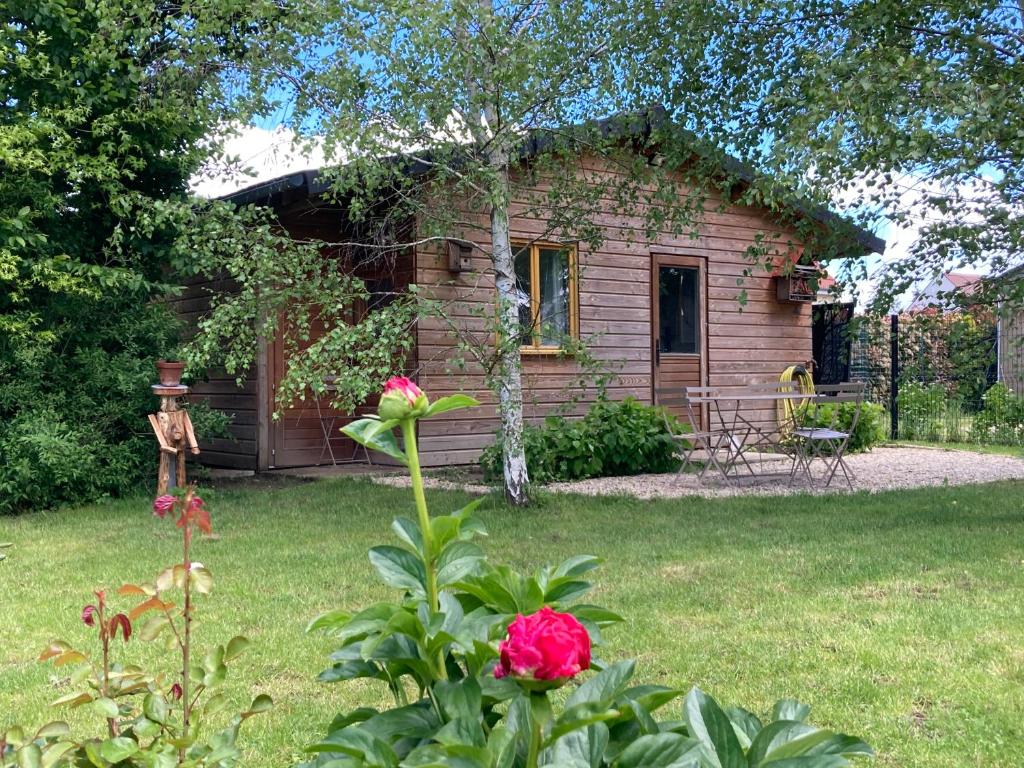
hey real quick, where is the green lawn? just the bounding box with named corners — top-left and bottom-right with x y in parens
top-left (3, 477), bottom-right (1024, 767)
top-left (890, 440), bottom-right (1024, 458)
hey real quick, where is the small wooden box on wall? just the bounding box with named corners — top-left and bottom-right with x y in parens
top-left (776, 264), bottom-right (819, 303)
top-left (446, 239), bottom-right (473, 273)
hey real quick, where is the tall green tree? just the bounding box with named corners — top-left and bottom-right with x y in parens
top-left (225, 0), bottom-right (745, 505)
top-left (0, 0), bottom-right (285, 511)
top-left (653, 0), bottom-right (1023, 309)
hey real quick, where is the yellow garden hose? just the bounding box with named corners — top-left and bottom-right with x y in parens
top-left (778, 365), bottom-right (815, 433)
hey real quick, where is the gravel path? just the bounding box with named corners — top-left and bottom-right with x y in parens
top-left (372, 446), bottom-right (1024, 499)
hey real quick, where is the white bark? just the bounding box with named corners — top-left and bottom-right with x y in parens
top-left (490, 162), bottom-right (531, 506)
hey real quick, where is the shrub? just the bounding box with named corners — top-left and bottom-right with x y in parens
top-left (0, 302), bottom-right (230, 515)
top-left (806, 400), bottom-right (887, 453)
top-left (896, 381), bottom-right (948, 441)
top-left (300, 379), bottom-right (874, 768)
top-left (970, 383), bottom-right (1024, 446)
top-left (480, 397), bottom-right (683, 483)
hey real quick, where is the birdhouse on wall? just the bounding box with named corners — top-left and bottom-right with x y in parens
top-left (446, 239), bottom-right (473, 273)
top-left (776, 264), bottom-right (819, 303)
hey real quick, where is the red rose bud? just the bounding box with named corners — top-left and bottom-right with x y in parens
top-left (81, 604), bottom-right (97, 627)
top-left (494, 606), bottom-right (591, 689)
top-left (170, 683), bottom-right (183, 701)
top-left (153, 495), bottom-right (176, 518)
top-left (378, 376), bottom-right (428, 420)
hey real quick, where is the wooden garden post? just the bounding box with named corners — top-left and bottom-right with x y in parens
top-left (149, 383), bottom-right (200, 494)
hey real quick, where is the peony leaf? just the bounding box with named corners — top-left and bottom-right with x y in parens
top-left (423, 394), bottom-right (480, 418)
top-left (683, 687), bottom-right (745, 768)
top-left (368, 546), bottom-right (426, 595)
top-left (341, 419), bottom-right (407, 464)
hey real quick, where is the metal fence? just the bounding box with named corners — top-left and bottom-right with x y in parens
top-left (815, 308), bottom-right (1024, 447)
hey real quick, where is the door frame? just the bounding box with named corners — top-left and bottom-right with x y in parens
top-left (651, 252), bottom-right (709, 396)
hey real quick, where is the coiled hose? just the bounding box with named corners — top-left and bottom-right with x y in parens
top-left (778, 365), bottom-right (815, 433)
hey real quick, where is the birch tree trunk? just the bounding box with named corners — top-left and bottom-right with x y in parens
top-left (489, 161), bottom-right (531, 506)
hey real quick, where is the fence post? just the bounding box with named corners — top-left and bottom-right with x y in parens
top-left (890, 313), bottom-right (899, 440)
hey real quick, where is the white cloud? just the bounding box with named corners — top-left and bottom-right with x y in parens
top-left (189, 124), bottom-right (326, 199)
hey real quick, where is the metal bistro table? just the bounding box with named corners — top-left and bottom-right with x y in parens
top-left (682, 384), bottom-right (819, 482)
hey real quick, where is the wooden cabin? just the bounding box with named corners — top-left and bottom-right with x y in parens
top-left (175, 147), bottom-right (884, 471)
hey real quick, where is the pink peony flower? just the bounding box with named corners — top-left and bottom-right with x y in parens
top-left (81, 604), bottom-right (97, 627)
top-left (170, 683), bottom-right (183, 701)
top-left (153, 495), bottom-right (176, 518)
top-left (494, 607), bottom-right (591, 686)
top-left (383, 376), bottom-right (423, 405)
top-left (378, 376), bottom-right (428, 421)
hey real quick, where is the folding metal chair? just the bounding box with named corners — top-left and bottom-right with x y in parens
top-left (789, 382), bottom-right (865, 489)
top-left (655, 387), bottom-right (735, 481)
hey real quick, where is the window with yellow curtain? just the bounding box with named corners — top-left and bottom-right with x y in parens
top-left (512, 242), bottom-right (579, 351)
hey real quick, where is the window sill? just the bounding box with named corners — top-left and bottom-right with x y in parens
top-left (520, 346), bottom-right (575, 357)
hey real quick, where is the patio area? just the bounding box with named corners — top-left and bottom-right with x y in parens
top-left (374, 445), bottom-right (1024, 499)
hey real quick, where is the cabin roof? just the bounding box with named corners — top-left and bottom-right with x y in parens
top-left (219, 108), bottom-right (886, 257)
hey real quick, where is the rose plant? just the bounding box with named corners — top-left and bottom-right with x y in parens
top-left (302, 380), bottom-right (874, 767)
top-left (2, 487), bottom-right (270, 768)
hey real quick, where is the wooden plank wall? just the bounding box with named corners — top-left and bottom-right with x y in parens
top-left (414, 155), bottom-right (813, 467)
top-left (166, 275), bottom-right (259, 470)
top-left (265, 202), bottom-right (417, 468)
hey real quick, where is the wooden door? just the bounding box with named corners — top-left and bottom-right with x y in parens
top-left (267, 317), bottom-right (361, 469)
top-left (652, 254), bottom-right (708, 424)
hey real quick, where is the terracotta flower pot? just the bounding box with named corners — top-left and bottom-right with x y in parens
top-left (156, 360), bottom-right (186, 386)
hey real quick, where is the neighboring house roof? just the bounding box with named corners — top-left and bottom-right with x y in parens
top-left (905, 271), bottom-right (984, 312)
top-left (946, 272), bottom-right (982, 293)
top-left (219, 108), bottom-right (886, 257)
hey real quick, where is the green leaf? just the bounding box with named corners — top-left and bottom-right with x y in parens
top-left (143, 693), bottom-right (169, 724)
top-left (747, 721), bottom-right (817, 766)
top-left (225, 635), bottom-right (251, 661)
top-left (424, 394), bottom-right (480, 418)
top-left (99, 737), bottom-right (138, 763)
top-left (434, 677), bottom-right (482, 723)
top-left (342, 418), bottom-right (407, 463)
top-left (548, 701), bottom-right (620, 743)
top-left (436, 541), bottom-right (485, 585)
top-left (306, 608), bottom-right (352, 634)
top-left (613, 733), bottom-right (701, 767)
top-left (17, 743), bottom-right (41, 768)
top-left (189, 566), bottom-right (213, 595)
top-left (93, 697), bottom-right (118, 719)
top-left (139, 614), bottom-right (171, 641)
top-left (682, 687), bottom-right (744, 768)
top-left (391, 516), bottom-right (424, 555)
top-left (33, 722), bottom-right (70, 741)
top-left (368, 546), bottom-right (427, 594)
top-left (724, 707), bottom-right (762, 750)
top-left (243, 694), bottom-right (273, 718)
top-left (566, 660), bottom-right (636, 708)
top-left (772, 699), bottom-right (811, 723)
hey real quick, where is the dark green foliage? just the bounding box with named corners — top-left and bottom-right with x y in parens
top-left (809, 401), bottom-right (887, 454)
top-left (0, 0), bottom-right (257, 513)
top-left (0, 303), bottom-right (229, 514)
top-left (971, 384), bottom-right (1024, 446)
top-left (481, 398), bottom-right (684, 483)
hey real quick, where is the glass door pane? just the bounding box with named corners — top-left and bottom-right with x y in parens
top-left (659, 266), bottom-right (700, 354)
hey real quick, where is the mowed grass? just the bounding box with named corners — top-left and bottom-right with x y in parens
top-left (3, 477), bottom-right (1024, 767)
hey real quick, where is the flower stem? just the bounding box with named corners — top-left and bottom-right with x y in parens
top-left (526, 708), bottom-right (542, 768)
top-left (401, 419), bottom-right (438, 612)
top-left (180, 496), bottom-right (193, 764)
top-left (400, 418), bottom-right (447, 681)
